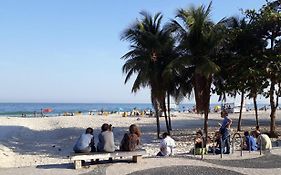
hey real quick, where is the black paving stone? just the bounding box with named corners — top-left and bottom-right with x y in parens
top-left (127, 166), bottom-right (244, 175)
top-left (80, 152), bottom-right (281, 175)
top-left (202, 153), bottom-right (281, 169)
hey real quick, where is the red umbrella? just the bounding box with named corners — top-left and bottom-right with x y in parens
top-left (42, 108), bottom-right (53, 113)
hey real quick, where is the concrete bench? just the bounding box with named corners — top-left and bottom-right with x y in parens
top-left (70, 149), bottom-right (146, 169)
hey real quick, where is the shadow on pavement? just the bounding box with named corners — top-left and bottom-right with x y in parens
top-left (36, 163), bottom-right (73, 169)
top-left (127, 165), bottom-right (244, 175)
top-left (202, 153), bottom-right (281, 169)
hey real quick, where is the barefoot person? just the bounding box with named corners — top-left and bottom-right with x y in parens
top-left (73, 127), bottom-right (96, 153)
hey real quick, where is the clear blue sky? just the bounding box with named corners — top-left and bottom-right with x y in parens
top-left (0, 0), bottom-right (267, 103)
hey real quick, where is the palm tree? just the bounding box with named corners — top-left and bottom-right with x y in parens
top-left (244, 1), bottom-right (281, 136)
top-left (167, 2), bottom-right (223, 136)
top-left (163, 56), bottom-right (194, 130)
top-left (121, 11), bottom-right (176, 137)
top-left (217, 16), bottom-right (266, 131)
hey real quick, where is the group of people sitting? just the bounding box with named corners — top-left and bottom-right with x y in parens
top-left (73, 123), bottom-right (176, 157)
top-left (73, 123), bottom-right (141, 153)
top-left (193, 109), bottom-right (233, 155)
top-left (73, 111), bottom-right (272, 157)
top-left (193, 110), bottom-right (272, 155)
top-left (243, 125), bottom-right (272, 151)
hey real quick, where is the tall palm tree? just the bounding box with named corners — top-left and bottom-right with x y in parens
top-left (163, 56), bottom-right (194, 130)
top-left (121, 11), bottom-right (176, 137)
top-left (217, 16), bottom-right (266, 131)
top-left (244, 0), bottom-right (281, 136)
top-left (214, 13), bottom-right (272, 133)
top-left (168, 2), bottom-right (223, 136)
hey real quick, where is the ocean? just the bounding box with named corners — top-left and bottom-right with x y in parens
top-left (0, 102), bottom-right (275, 117)
top-left (0, 103), bottom-right (152, 117)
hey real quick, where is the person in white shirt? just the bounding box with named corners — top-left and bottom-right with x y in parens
top-left (157, 132), bottom-right (176, 156)
top-left (73, 127), bottom-right (95, 153)
top-left (257, 134), bottom-right (272, 150)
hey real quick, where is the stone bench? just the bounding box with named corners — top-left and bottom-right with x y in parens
top-left (70, 149), bottom-right (146, 169)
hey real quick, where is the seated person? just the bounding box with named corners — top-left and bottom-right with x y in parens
top-left (208, 131), bottom-right (222, 154)
top-left (195, 130), bottom-right (204, 148)
top-left (157, 132), bottom-right (176, 156)
top-left (243, 131), bottom-right (257, 151)
top-left (257, 133), bottom-right (272, 150)
top-left (73, 127), bottom-right (96, 153)
top-left (252, 125), bottom-right (261, 138)
top-left (194, 130), bottom-right (207, 154)
top-left (97, 123), bottom-right (115, 152)
top-left (120, 124), bottom-right (141, 151)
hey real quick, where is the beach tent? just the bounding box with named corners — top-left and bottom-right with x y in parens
top-left (42, 108), bottom-right (53, 113)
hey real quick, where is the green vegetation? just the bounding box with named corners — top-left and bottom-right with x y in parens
top-left (121, 1), bottom-right (281, 137)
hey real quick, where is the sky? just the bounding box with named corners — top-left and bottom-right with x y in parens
top-left (0, 0), bottom-right (269, 103)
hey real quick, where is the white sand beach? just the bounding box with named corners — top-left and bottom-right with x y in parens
top-left (0, 111), bottom-right (280, 174)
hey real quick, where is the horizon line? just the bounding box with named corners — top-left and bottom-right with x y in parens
top-left (0, 101), bottom-right (271, 105)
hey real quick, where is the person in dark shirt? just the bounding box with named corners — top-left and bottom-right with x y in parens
top-left (120, 124), bottom-right (141, 151)
top-left (194, 130), bottom-right (205, 148)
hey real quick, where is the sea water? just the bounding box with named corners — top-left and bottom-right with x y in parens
top-left (0, 103), bottom-right (152, 117)
top-left (0, 103), bottom-right (273, 117)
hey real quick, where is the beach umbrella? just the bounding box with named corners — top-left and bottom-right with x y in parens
top-left (214, 105), bottom-right (221, 112)
top-left (42, 108), bottom-right (53, 113)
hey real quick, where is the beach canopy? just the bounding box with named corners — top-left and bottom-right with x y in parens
top-left (214, 105), bottom-right (221, 111)
top-left (42, 108), bottom-right (53, 113)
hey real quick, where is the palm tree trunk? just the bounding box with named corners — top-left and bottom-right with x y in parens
top-left (253, 95), bottom-right (259, 127)
top-left (167, 92), bottom-right (172, 130)
top-left (269, 79), bottom-right (277, 136)
top-left (204, 110), bottom-right (209, 137)
top-left (237, 91), bottom-right (245, 131)
top-left (162, 100), bottom-right (170, 134)
top-left (193, 74), bottom-right (207, 113)
top-left (193, 74), bottom-right (211, 137)
top-left (152, 97), bottom-right (161, 138)
top-left (268, 38), bottom-right (278, 137)
top-left (270, 107), bottom-right (277, 137)
top-left (156, 109), bottom-right (160, 138)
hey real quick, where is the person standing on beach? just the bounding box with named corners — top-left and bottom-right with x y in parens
top-left (97, 123), bottom-right (115, 152)
top-left (219, 110), bottom-right (232, 154)
top-left (73, 127), bottom-right (96, 153)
